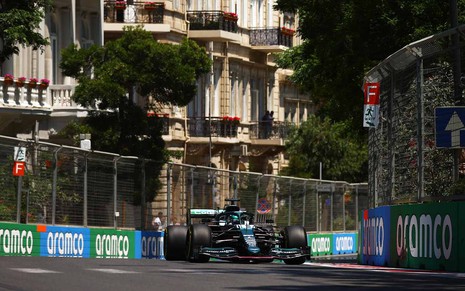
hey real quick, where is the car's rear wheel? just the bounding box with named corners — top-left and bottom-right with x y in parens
top-left (186, 224), bottom-right (211, 263)
top-left (164, 225), bottom-right (188, 261)
top-left (282, 225), bottom-right (307, 265)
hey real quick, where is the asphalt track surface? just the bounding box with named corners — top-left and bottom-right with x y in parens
top-left (0, 256), bottom-right (463, 291)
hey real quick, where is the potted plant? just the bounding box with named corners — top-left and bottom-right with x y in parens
top-left (39, 78), bottom-right (50, 90)
top-left (115, 0), bottom-right (126, 10)
top-left (28, 77), bottom-right (38, 89)
top-left (16, 76), bottom-right (26, 88)
top-left (223, 12), bottom-right (238, 21)
top-left (3, 74), bottom-right (14, 86)
top-left (281, 27), bottom-right (295, 36)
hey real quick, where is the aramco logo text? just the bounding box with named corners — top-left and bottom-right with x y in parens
top-left (96, 234), bottom-right (130, 258)
top-left (363, 216), bottom-right (384, 256)
top-left (47, 232), bottom-right (84, 257)
top-left (141, 235), bottom-right (164, 258)
top-left (0, 229), bottom-right (33, 255)
top-left (396, 214), bottom-right (452, 260)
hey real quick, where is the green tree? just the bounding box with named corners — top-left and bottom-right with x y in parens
top-left (0, 0), bottom-right (52, 64)
top-left (274, 0), bottom-right (464, 134)
top-left (281, 115), bottom-right (367, 182)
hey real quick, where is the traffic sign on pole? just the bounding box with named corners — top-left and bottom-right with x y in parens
top-left (435, 107), bottom-right (465, 148)
top-left (13, 161), bottom-right (25, 176)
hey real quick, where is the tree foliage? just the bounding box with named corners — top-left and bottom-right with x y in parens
top-left (281, 115), bottom-right (367, 182)
top-left (274, 0), bottom-right (465, 134)
top-left (0, 0), bottom-right (52, 64)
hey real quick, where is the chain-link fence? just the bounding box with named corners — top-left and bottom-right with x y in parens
top-left (164, 163), bottom-right (368, 232)
top-left (0, 135), bottom-right (368, 232)
top-left (364, 25), bottom-right (465, 206)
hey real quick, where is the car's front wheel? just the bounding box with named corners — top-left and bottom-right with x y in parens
top-left (186, 224), bottom-right (211, 263)
top-left (282, 225), bottom-right (307, 265)
top-left (164, 225), bottom-right (188, 261)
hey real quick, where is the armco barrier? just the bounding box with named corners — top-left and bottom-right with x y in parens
top-left (0, 221), bottom-right (358, 260)
top-left (0, 222), bottom-right (145, 259)
top-left (308, 233), bottom-right (358, 257)
top-left (359, 202), bottom-right (462, 272)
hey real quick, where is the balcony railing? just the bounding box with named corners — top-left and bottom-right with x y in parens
top-left (104, 1), bottom-right (164, 24)
top-left (188, 117), bottom-right (240, 138)
top-left (187, 117), bottom-right (293, 140)
top-left (249, 121), bottom-right (293, 140)
top-left (0, 78), bottom-right (51, 109)
top-left (250, 28), bottom-right (293, 48)
top-left (187, 11), bottom-right (238, 33)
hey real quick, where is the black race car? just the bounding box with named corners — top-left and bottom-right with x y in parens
top-left (164, 199), bottom-right (310, 264)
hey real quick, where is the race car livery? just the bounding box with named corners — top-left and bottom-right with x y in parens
top-left (164, 199), bottom-right (310, 264)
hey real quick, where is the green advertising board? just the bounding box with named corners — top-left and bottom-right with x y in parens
top-left (308, 233), bottom-right (333, 256)
top-left (0, 223), bottom-right (41, 256)
top-left (389, 203), bottom-right (458, 271)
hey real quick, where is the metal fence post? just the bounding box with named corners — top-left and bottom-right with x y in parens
top-left (190, 167), bottom-right (195, 209)
top-left (52, 146), bottom-right (63, 225)
top-left (83, 153), bottom-right (89, 227)
top-left (16, 176), bottom-right (22, 223)
top-left (113, 156), bottom-right (121, 229)
top-left (254, 175), bottom-right (263, 215)
top-left (167, 163), bottom-right (172, 225)
top-left (140, 159), bottom-right (146, 230)
top-left (302, 181), bottom-right (307, 227)
top-left (288, 180), bottom-right (292, 226)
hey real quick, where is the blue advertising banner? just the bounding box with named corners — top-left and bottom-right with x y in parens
top-left (359, 206), bottom-right (390, 266)
top-left (333, 233), bottom-right (357, 255)
top-left (141, 231), bottom-right (164, 259)
top-left (40, 226), bottom-right (90, 258)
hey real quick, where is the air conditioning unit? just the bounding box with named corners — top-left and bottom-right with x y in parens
top-left (241, 145), bottom-right (248, 156)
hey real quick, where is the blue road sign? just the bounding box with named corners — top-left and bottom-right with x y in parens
top-left (435, 107), bottom-right (465, 148)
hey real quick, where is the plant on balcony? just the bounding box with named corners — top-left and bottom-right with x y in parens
top-left (281, 27), bottom-right (295, 36)
top-left (223, 12), bottom-right (238, 21)
top-left (39, 78), bottom-right (50, 90)
top-left (28, 77), bottom-right (38, 89)
top-left (144, 1), bottom-right (157, 10)
top-left (15, 76), bottom-right (26, 88)
top-left (115, 1), bottom-right (126, 10)
top-left (3, 74), bottom-right (14, 86)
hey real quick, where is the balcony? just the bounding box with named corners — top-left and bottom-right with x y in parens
top-left (187, 11), bottom-right (241, 42)
top-left (249, 121), bottom-right (292, 146)
top-left (250, 28), bottom-right (293, 52)
top-left (103, 1), bottom-right (170, 34)
top-left (188, 117), bottom-right (240, 139)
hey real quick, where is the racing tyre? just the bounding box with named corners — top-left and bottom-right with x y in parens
top-left (282, 225), bottom-right (307, 265)
top-left (186, 224), bottom-right (211, 263)
top-left (164, 225), bottom-right (188, 261)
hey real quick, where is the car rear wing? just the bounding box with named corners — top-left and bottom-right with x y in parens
top-left (187, 209), bottom-right (224, 225)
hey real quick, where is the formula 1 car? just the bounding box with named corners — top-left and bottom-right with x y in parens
top-left (164, 199), bottom-right (310, 264)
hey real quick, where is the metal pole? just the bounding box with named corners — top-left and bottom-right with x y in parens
top-left (255, 175), bottom-right (263, 218)
top-left (416, 55), bottom-right (424, 201)
top-left (167, 163), bottom-right (172, 226)
top-left (451, 0), bottom-right (462, 182)
top-left (52, 146), bottom-right (63, 225)
top-left (302, 181), bottom-right (307, 228)
top-left (140, 159), bottom-right (146, 230)
top-left (16, 176), bottom-right (22, 223)
top-left (316, 185), bottom-right (319, 232)
top-left (190, 167), bottom-right (195, 209)
top-left (83, 153), bottom-right (89, 227)
top-left (288, 180), bottom-right (292, 226)
top-left (113, 157), bottom-right (121, 229)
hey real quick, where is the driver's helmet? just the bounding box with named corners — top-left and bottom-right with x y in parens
top-left (229, 214), bottom-right (239, 223)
